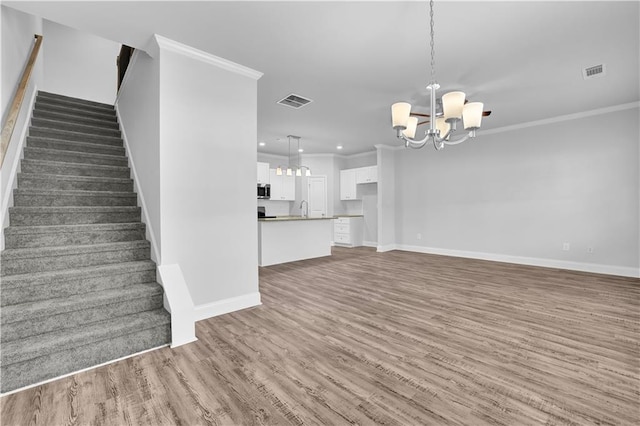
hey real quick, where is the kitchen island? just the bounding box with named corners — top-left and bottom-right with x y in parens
top-left (258, 216), bottom-right (335, 266)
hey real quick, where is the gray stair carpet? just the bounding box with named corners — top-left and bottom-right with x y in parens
top-left (0, 91), bottom-right (171, 393)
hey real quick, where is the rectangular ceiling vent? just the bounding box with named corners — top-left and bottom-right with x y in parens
top-left (277, 93), bottom-right (313, 109)
top-left (583, 64), bottom-right (606, 80)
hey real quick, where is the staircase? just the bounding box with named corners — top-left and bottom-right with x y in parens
top-left (0, 91), bottom-right (171, 393)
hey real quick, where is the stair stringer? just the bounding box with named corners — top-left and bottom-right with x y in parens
top-left (1, 85), bottom-right (39, 251)
top-left (115, 106), bottom-right (196, 347)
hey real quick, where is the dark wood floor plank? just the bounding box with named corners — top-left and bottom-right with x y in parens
top-left (2, 247), bottom-right (638, 425)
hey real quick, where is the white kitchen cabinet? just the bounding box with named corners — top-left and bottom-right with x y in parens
top-left (340, 169), bottom-right (358, 200)
top-left (355, 166), bottom-right (377, 184)
top-left (269, 169), bottom-right (295, 201)
top-left (333, 217), bottom-right (364, 247)
top-left (257, 162), bottom-right (270, 185)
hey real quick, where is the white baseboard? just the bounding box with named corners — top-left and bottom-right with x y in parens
top-left (194, 292), bottom-right (262, 322)
top-left (1, 85), bottom-right (38, 250)
top-left (377, 243), bottom-right (397, 253)
top-left (114, 106), bottom-right (161, 264)
top-left (396, 244), bottom-right (640, 278)
top-left (363, 240), bottom-right (377, 248)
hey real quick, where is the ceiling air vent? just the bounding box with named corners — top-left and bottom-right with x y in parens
top-left (583, 64), bottom-right (606, 80)
top-left (277, 93), bottom-right (313, 109)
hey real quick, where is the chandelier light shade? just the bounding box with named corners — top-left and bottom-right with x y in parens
top-left (442, 91), bottom-right (465, 121)
top-left (463, 102), bottom-right (484, 130)
top-left (390, 0), bottom-right (489, 150)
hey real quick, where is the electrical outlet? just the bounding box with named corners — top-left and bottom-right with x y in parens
top-left (587, 247), bottom-right (594, 254)
top-left (562, 242), bottom-right (570, 251)
top-left (416, 233), bottom-right (422, 240)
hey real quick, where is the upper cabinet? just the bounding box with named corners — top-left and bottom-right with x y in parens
top-left (340, 169), bottom-right (358, 200)
top-left (355, 166), bottom-right (377, 184)
top-left (257, 162), bottom-right (270, 185)
top-left (340, 165), bottom-right (378, 201)
top-left (269, 169), bottom-right (295, 201)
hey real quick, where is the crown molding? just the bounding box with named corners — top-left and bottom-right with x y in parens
top-left (479, 102), bottom-right (640, 137)
top-left (153, 34), bottom-right (263, 80)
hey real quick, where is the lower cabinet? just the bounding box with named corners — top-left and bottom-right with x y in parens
top-left (333, 217), bottom-right (364, 247)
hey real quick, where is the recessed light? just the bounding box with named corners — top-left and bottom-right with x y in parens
top-left (258, 142), bottom-right (266, 146)
top-left (337, 145), bottom-right (343, 150)
top-left (298, 148), bottom-right (304, 153)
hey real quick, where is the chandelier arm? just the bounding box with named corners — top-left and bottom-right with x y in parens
top-left (442, 131), bottom-right (475, 146)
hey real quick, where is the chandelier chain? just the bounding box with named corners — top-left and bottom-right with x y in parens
top-left (429, 0), bottom-right (435, 84)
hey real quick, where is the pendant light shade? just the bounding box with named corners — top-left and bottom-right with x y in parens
top-left (296, 168), bottom-right (302, 177)
top-left (305, 168), bottom-right (311, 177)
top-left (442, 91), bottom-right (465, 120)
top-left (392, 102), bottom-right (411, 129)
top-left (463, 102), bottom-right (484, 130)
top-left (402, 116), bottom-right (418, 139)
top-left (436, 117), bottom-right (450, 140)
top-left (276, 166), bottom-right (283, 176)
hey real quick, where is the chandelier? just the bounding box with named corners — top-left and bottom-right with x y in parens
top-left (275, 135), bottom-right (311, 177)
top-left (391, 0), bottom-right (489, 150)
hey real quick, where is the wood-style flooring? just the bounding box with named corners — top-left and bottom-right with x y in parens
top-left (1, 247), bottom-right (639, 425)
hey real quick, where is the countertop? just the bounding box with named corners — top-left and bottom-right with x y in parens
top-left (334, 214), bottom-right (364, 218)
top-left (259, 216), bottom-right (337, 222)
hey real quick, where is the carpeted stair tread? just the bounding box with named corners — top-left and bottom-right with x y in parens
top-left (9, 205), bottom-right (141, 226)
top-left (35, 100), bottom-right (117, 121)
top-left (38, 91), bottom-right (115, 110)
top-left (13, 188), bottom-right (137, 207)
top-left (30, 127), bottom-right (123, 146)
top-left (34, 96), bottom-right (115, 115)
top-left (1, 261), bottom-right (157, 307)
top-left (31, 117), bottom-right (121, 138)
top-left (17, 173), bottom-right (133, 192)
top-left (1, 260), bottom-right (156, 290)
top-left (20, 158), bottom-right (130, 178)
top-left (1, 309), bottom-right (170, 366)
top-left (33, 108), bottom-right (119, 129)
top-left (1, 323), bottom-right (170, 393)
top-left (2, 282), bottom-right (163, 325)
top-left (2, 240), bottom-right (150, 261)
top-left (27, 134), bottom-right (125, 151)
top-left (23, 146), bottom-right (129, 167)
top-left (4, 221), bottom-right (145, 248)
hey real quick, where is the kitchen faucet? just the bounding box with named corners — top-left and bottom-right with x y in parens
top-left (299, 200), bottom-right (308, 218)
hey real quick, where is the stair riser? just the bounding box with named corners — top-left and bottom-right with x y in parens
top-left (33, 109), bottom-right (119, 129)
top-left (2, 294), bottom-right (164, 343)
top-left (34, 97), bottom-right (115, 115)
top-left (27, 137), bottom-right (125, 156)
top-left (1, 246), bottom-right (151, 276)
top-left (13, 193), bottom-right (137, 207)
top-left (1, 268), bottom-right (156, 306)
top-left (18, 176), bottom-right (133, 192)
top-left (35, 102), bottom-right (116, 122)
top-left (10, 210), bottom-right (141, 226)
top-left (23, 148), bottom-right (129, 167)
top-left (0, 325), bottom-right (170, 393)
top-left (31, 117), bottom-right (121, 138)
top-left (5, 226), bottom-right (145, 249)
top-left (21, 160), bottom-right (130, 179)
top-left (30, 127), bottom-right (122, 147)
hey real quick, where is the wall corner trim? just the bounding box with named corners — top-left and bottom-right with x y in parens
top-left (396, 244), bottom-right (640, 278)
top-left (194, 292), bottom-right (262, 322)
top-left (153, 34), bottom-right (263, 80)
top-left (157, 263), bottom-right (197, 347)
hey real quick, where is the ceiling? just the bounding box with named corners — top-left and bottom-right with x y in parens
top-left (6, 1), bottom-right (639, 156)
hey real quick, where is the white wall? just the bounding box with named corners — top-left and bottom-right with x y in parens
top-left (377, 145), bottom-right (396, 250)
top-left (158, 39), bottom-right (261, 310)
top-left (115, 49), bottom-right (161, 259)
top-left (1, 6), bottom-right (43, 249)
top-left (42, 20), bottom-right (119, 104)
top-left (394, 106), bottom-right (639, 275)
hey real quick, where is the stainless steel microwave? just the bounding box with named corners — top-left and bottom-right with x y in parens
top-left (257, 184), bottom-right (270, 199)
